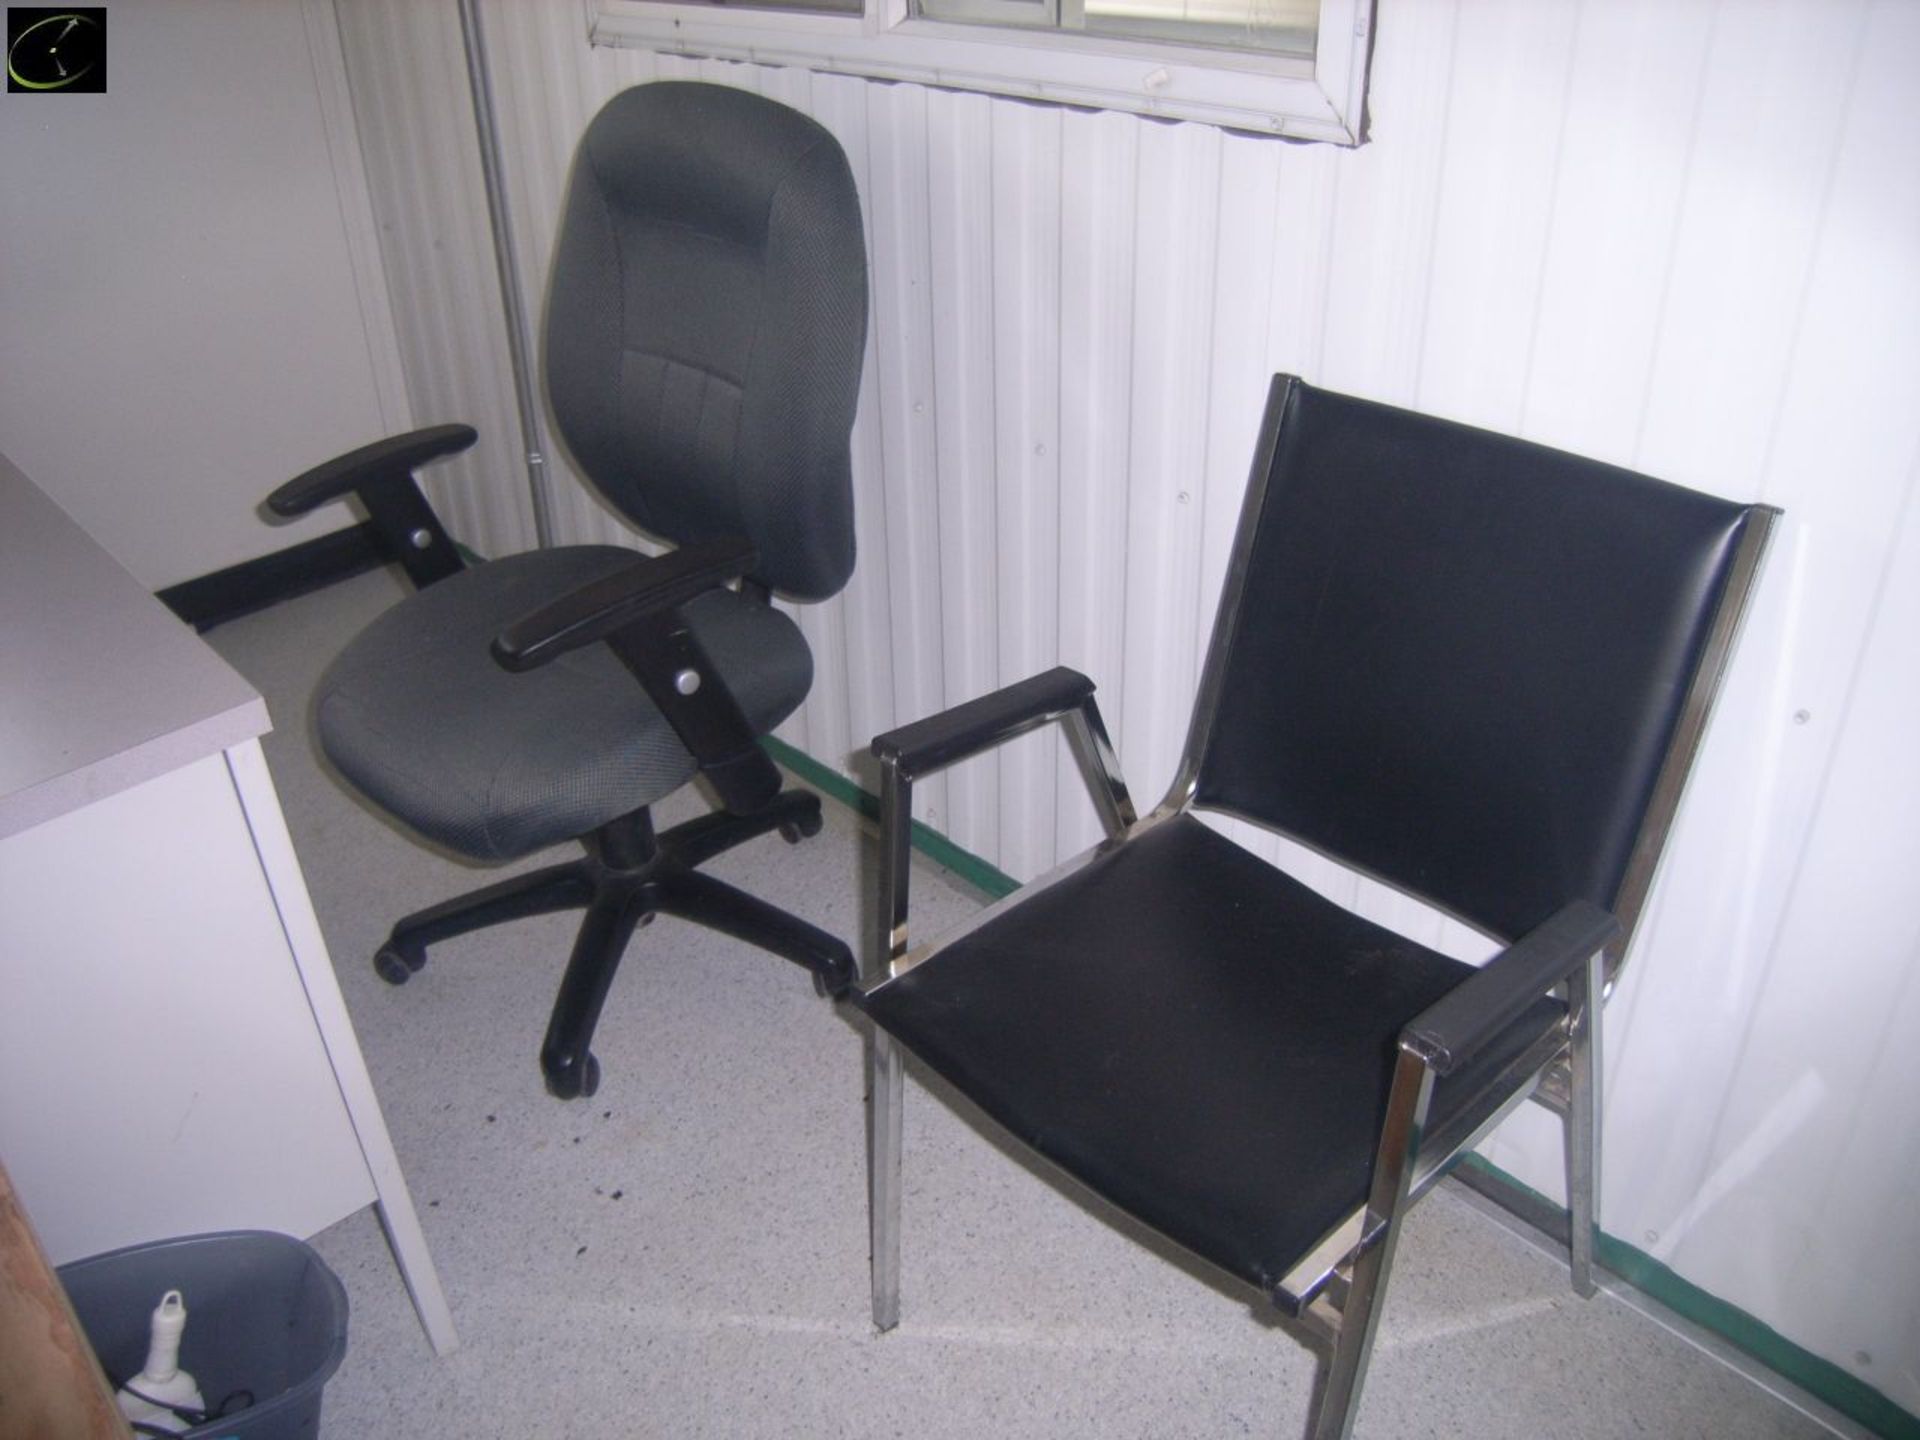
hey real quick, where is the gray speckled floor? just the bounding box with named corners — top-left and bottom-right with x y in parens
top-left (210, 568), bottom-right (1852, 1440)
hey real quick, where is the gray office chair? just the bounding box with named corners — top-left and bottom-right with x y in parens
top-left (267, 81), bottom-right (869, 1100)
top-left (855, 376), bottom-right (1776, 1438)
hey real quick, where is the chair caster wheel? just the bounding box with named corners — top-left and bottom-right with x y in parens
top-left (374, 942), bottom-right (424, 986)
top-left (544, 1052), bottom-right (600, 1101)
top-left (779, 811), bottom-right (823, 843)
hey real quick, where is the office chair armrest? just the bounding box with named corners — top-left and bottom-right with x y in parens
top-left (266, 424), bottom-right (477, 589)
top-left (494, 537), bottom-right (782, 818)
top-left (490, 538), bottom-right (757, 672)
top-left (872, 667), bottom-right (1098, 780)
top-left (1401, 900), bottom-right (1619, 1077)
top-left (266, 424), bottom-right (479, 515)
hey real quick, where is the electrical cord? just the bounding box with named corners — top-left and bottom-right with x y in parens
top-left (111, 1374), bottom-right (256, 1437)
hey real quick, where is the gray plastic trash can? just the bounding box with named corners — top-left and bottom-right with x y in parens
top-left (58, 1230), bottom-right (348, 1440)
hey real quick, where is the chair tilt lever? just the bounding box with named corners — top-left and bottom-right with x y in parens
top-left (375, 791), bottom-right (853, 1101)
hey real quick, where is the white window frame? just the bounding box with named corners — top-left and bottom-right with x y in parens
top-left (588, 0), bottom-right (1373, 143)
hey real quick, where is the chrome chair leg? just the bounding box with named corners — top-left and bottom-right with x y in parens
top-left (1312, 1049), bottom-right (1435, 1440)
top-left (869, 1029), bottom-right (905, 1332)
top-left (1564, 950), bottom-right (1604, 1298)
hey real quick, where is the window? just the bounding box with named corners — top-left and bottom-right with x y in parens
top-left (588, 0), bottom-right (1372, 142)
top-left (920, 0), bottom-right (1318, 61)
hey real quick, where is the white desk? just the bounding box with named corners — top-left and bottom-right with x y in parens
top-left (0, 451), bottom-right (456, 1354)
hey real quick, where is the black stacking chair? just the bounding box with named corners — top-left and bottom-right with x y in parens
top-left (266, 82), bottom-right (868, 1100)
top-left (854, 375), bottom-right (1776, 1439)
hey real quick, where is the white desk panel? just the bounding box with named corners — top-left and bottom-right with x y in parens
top-left (0, 448), bottom-right (456, 1353)
top-left (0, 453), bottom-right (265, 839)
top-left (0, 753), bottom-right (372, 1256)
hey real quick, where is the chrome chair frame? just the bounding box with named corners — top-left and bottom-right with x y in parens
top-left (856, 378), bottom-right (1777, 1439)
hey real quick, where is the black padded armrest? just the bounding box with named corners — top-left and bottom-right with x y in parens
top-left (491, 537), bottom-right (756, 672)
top-left (867, 666), bottom-right (1132, 977)
top-left (265, 424), bottom-right (476, 590)
top-left (267, 424), bottom-right (479, 516)
top-left (1402, 900), bottom-right (1619, 1076)
top-left (494, 536), bottom-right (779, 818)
top-left (872, 666), bottom-right (1096, 779)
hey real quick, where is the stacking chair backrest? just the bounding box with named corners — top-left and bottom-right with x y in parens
top-left (1182, 376), bottom-right (1775, 966)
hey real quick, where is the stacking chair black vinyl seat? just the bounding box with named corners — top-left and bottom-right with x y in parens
top-left (863, 810), bottom-right (1565, 1302)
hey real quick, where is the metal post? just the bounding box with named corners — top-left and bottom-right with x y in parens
top-left (868, 1030), bottom-right (904, 1331)
top-left (1564, 950), bottom-right (1604, 1297)
top-left (457, 0), bottom-right (556, 548)
top-left (1313, 1049), bottom-right (1435, 1440)
top-left (867, 759), bottom-right (914, 1331)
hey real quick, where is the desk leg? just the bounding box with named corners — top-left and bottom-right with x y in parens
top-left (225, 740), bottom-right (459, 1356)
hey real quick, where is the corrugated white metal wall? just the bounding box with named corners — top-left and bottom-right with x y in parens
top-left (333, 0), bottom-right (1920, 1418)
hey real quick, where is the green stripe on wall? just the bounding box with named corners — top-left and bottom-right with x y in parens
top-left (1454, 1152), bottom-right (1917, 1438)
top-left (766, 736), bottom-right (1917, 1440)
top-left (1599, 1237), bottom-right (1918, 1440)
top-left (761, 735), bottom-right (1019, 899)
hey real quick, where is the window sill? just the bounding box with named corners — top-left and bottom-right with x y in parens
top-left (589, 0), bottom-right (1372, 142)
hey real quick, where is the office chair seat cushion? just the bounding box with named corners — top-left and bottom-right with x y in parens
top-left (858, 812), bottom-right (1565, 1300)
top-left (314, 545), bottom-right (812, 861)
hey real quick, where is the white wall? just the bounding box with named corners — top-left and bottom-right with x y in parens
top-left (334, 0), bottom-right (1920, 1419)
top-left (0, 0), bottom-right (409, 590)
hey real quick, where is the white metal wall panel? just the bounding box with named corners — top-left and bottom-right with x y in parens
top-left (1124, 118), bottom-right (1221, 821)
top-left (1590, 0), bottom-right (1881, 1313)
top-left (1055, 107), bottom-right (1141, 862)
top-left (332, 0), bottom-right (532, 556)
top-left (334, 0), bottom-right (1920, 1415)
top-left (1520, 0), bottom-right (1714, 469)
top-left (923, 89), bottom-right (1003, 859)
top-left (867, 81), bottom-right (954, 843)
top-left (986, 100), bottom-right (1062, 882)
top-left (1414, 0), bottom-right (1577, 433)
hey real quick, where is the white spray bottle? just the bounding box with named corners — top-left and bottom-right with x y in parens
top-left (114, 1289), bottom-right (207, 1435)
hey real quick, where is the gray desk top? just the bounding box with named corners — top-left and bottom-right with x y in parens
top-left (1, 451), bottom-right (269, 839)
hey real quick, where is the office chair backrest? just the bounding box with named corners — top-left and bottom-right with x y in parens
top-left (1187, 376), bottom-right (1771, 950)
top-left (545, 82), bottom-right (868, 601)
